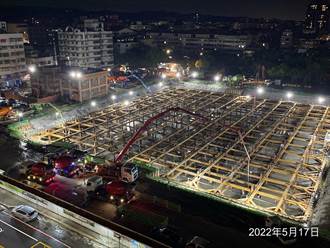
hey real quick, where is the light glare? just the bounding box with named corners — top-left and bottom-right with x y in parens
top-left (191, 71), bottom-right (198, 78)
top-left (318, 96), bottom-right (325, 104)
top-left (257, 87), bottom-right (264, 94)
top-left (91, 101), bottom-right (97, 107)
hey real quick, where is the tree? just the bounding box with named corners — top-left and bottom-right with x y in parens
top-left (115, 44), bottom-right (167, 67)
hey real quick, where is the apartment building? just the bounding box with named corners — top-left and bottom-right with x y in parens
top-left (57, 19), bottom-right (114, 69)
top-left (6, 23), bottom-right (29, 43)
top-left (0, 33), bottom-right (26, 85)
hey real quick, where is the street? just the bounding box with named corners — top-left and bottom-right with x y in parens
top-left (0, 210), bottom-right (69, 248)
top-left (0, 188), bottom-right (101, 248)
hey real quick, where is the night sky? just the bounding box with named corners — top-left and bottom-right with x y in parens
top-left (0, 0), bottom-right (315, 20)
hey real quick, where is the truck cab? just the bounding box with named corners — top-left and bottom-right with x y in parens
top-left (85, 176), bottom-right (103, 193)
top-left (120, 163), bottom-right (138, 183)
top-left (27, 162), bottom-right (55, 185)
top-left (96, 162), bottom-right (138, 183)
top-left (52, 155), bottom-right (80, 177)
top-left (106, 180), bottom-right (134, 205)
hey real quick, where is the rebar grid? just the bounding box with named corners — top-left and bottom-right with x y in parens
top-left (30, 88), bottom-right (329, 222)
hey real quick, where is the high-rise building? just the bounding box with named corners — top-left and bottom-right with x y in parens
top-left (0, 33), bottom-right (26, 86)
top-left (57, 19), bottom-right (114, 69)
top-left (304, 0), bottom-right (329, 34)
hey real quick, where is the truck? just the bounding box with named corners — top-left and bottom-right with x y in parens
top-left (51, 155), bottom-right (80, 177)
top-left (96, 162), bottom-right (138, 183)
top-left (26, 162), bottom-right (55, 185)
top-left (96, 180), bottom-right (134, 205)
top-left (94, 107), bottom-right (206, 185)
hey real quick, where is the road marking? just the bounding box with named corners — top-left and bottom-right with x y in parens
top-left (2, 212), bottom-right (71, 248)
top-left (0, 218), bottom-right (38, 242)
top-left (31, 241), bottom-right (52, 248)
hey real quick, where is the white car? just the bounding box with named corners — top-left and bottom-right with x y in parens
top-left (11, 205), bottom-right (38, 222)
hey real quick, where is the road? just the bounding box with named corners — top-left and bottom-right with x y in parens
top-left (0, 210), bottom-right (70, 248)
top-left (0, 188), bottom-right (102, 248)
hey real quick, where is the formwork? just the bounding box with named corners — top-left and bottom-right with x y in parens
top-left (29, 88), bottom-right (330, 223)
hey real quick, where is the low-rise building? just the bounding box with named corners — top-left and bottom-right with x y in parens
top-left (31, 66), bottom-right (108, 102)
top-left (147, 31), bottom-right (251, 52)
top-left (61, 68), bottom-right (108, 102)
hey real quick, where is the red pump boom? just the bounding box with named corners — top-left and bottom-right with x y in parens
top-left (114, 107), bottom-right (208, 163)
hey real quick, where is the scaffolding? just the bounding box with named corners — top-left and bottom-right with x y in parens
top-left (30, 88), bottom-right (330, 222)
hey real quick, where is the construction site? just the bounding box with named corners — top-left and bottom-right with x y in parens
top-left (28, 87), bottom-right (330, 225)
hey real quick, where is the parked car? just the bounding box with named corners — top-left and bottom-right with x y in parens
top-left (11, 205), bottom-right (38, 222)
top-left (151, 225), bottom-right (184, 247)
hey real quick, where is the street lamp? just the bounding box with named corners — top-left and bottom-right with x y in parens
top-left (111, 95), bottom-right (117, 100)
top-left (166, 49), bottom-right (171, 54)
top-left (28, 65), bottom-right (36, 73)
top-left (256, 87), bottom-right (264, 95)
top-left (70, 70), bottom-right (82, 79)
top-left (158, 82), bottom-right (163, 87)
top-left (176, 72), bottom-right (181, 78)
top-left (318, 96), bottom-right (325, 104)
top-left (286, 91), bottom-right (293, 100)
top-left (123, 100), bottom-right (130, 106)
top-left (191, 71), bottom-right (198, 79)
top-left (214, 75), bottom-right (220, 82)
top-left (128, 91), bottom-right (134, 96)
top-left (55, 112), bottom-right (60, 117)
top-left (76, 72), bottom-right (82, 78)
top-left (17, 112), bottom-right (23, 121)
top-left (70, 71), bottom-right (76, 78)
top-left (90, 101), bottom-right (97, 107)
